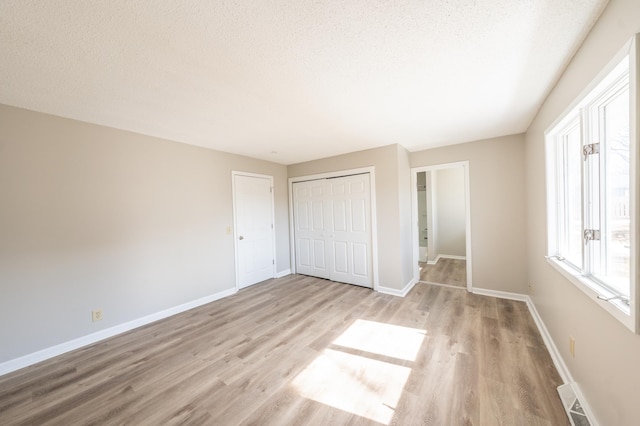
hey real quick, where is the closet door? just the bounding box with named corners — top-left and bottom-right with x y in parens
top-left (293, 179), bottom-right (331, 279)
top-left (327, 174), bottom-right (372, 287)
top-left (293, 174), bottom-right (373, 288)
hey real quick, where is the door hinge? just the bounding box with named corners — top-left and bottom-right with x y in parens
top-left (270, 187), bottom-right (273, 193)
top-left (583, 143), bottom-right (600, 161)
top-left (271, 223), bottom-right (274, 229)
top-left (272, 259), bottom-right (275, 265)
top-left (583, 229), bottom-right (601, 243)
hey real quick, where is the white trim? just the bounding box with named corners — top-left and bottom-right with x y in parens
top-left (571, 382), bottom-right (600, 426)
top-left (471, 287), bottom-right (528, 302)
top-left (470, 287), bottom-right (600, 425)
top-left (545, 36), bottom-right (634, 135)
top-left (411, 162), bottom-right (473, 292)
top-left (430, 172), bottom-right (437, 262)
top-left (473, 287), bottom-right (573, 382)
top-left (288, 166), bottom-right (379, 291)
top-left (275, 269), bottom-right (291, 278)
top-left (544, 36), bottom-right (639, 333)
top-left (632, 34), bottom-right (640, 333)
top-left (369, 169), bottom-right (380, 291)
top-left (378, 277), bottom-right (417, 297)
top-left (463, 161), bottom-right (473, 291)
top-left (528, 306), bottom-right (599, 424)
top-left (288, 167), bottom-right (374, 183)
top-left (232, 171), bottom-right (277, 291)
top-left (419, 281), bottom-right (468, 291)
top-left (433, 254), bottom-right (467, 263)
top-left (0, 287), bottom-right (237, 376)
top-left (0, 279), bottom-right (597, 424)
top-left (423, 254), bottom-right (467, 265)
top-left (523, 294), bottom-right (573, 384)
top-left (546, 258), bottom-right (634, 330)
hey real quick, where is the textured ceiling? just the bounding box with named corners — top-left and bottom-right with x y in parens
top-left (0, 0), bottom-right (608, 164)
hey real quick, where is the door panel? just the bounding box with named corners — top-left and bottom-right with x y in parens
top-left (332, 181), bottom-right (346, 195)
top-left (333, 241), bottom-right (349, 273)
top-left (332, 199), bottom-right (347, 232)
top-left (298, 238), bottom-right (311, 267)
top-left (313, 239), bottom-right (326, 269)
top-left (311, 200), bottom-right (324, 230)
top-left (234, 174), bottom-right (275, 289)
top-left (296, 202), bottom-right (309, 230)
top-left (294, 182), bottom-right (329, 279)
top-left (352, 243), bottom-right (369, 277)
top-left (350, 199), bottom-right (366, 232)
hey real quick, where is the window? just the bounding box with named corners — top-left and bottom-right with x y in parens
top-left (546, 36), bottom-right (638, 332)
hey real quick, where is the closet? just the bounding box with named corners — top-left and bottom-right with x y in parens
top-left (292, 173), bottom-right (373, 288)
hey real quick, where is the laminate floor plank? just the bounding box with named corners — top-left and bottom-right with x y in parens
top-left (419, 258), bottom-right (467, 287)
top-left (0, 276), bottom-right (568, 425)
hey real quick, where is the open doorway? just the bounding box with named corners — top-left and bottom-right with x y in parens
top-left (411, 162), bottom-right (472, 290)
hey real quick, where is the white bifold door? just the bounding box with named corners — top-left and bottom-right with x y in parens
top-left (293, 173), bottom-right (373, 288)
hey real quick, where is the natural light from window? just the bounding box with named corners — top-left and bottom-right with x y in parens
top-left (546, 35), bottom-right (638, 332)
top-left (594, 86), bottom-right (630, 294)
top-left (331, 319), bottom-right (426, 362)
top-left (291, 319), bottom-right (426, 424)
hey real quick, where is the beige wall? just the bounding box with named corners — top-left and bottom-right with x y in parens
top-left (434, 167), bottom-right (466, 257)
top-left (288, 144), bottom-right (414, 291)
top-left (411, 134), bottom-right (527, 293)
top-left (0, 104), bottom-right (289, 363)
top-left (524, 0), bottom-right (640, 424)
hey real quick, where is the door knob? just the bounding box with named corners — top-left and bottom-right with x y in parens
top-left (239, 236), bottom-right (244, 240)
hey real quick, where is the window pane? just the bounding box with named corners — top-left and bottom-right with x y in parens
top-left (595, 87), bottom-right (630, 296)
top-left (562, 125), bottom-right (583, 268)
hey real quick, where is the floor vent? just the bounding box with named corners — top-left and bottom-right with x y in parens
top-left (557, 383), bottom-right (594, 426)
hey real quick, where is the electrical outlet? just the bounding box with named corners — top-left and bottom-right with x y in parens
top-left (226, 226), bottom-right (232, 235)
top-left (569, 336), bottom-right (575, 358)
top-left (92, 309), bottom-right (103, 322)
top-left (528, 281), bottom-right (535, 295)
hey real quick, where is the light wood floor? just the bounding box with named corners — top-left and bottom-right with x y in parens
top-left (420, 258), bottom-right (467, 288)
top-left (0, 275), bottom-right (567, 425)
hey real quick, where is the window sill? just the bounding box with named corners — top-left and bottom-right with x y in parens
top-left (546, 257), bottom-right (635, 332)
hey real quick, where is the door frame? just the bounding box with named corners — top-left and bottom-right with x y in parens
top-left (232, 171), bottom-right (277, 291)
top-left (288, 166), bottom-right (379, 291)
top-left (411, 161), bottom-right (473, 291)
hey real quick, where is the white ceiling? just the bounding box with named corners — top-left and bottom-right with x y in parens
top-left (0, 0), bottom-right (608, 165)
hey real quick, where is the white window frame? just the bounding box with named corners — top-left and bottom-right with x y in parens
top-left (552, 115), bottom-right (582, 271)
top-left (545, 34), bottom-right (639, 333)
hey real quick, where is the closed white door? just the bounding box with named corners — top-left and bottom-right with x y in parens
top-left (293, 174), bottom-right (372, 288)
top-left (327, 175), bottom-right (372, 287)
top-left (233, 173), bottom-right (275, 289)
top-left (293, 180), bottom-right (331, 279)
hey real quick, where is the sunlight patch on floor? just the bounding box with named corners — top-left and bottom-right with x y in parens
top-left (291, 348), bottom-right (411, 424)
top-left (291, 320), bottom-right (426, 424)
top-left (332, 319), bottom-right (426, 362)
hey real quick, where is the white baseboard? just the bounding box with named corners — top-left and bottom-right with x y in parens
top-left (378, 277), bottom-right (418, 297)
top-left (434, 254), bottom-right (467, 263)
top-left (473, 287), bottom-right (571, 381)
top-left (472, 287), bottom-right (597, 424)
top-left (0, 287), bottom-right (237, 376)
top-left (275, 269), bottom-right (291, 278)
top-left (522, 295), bottom-right (573, 384)
top-left (571, 382), bottom-right (599, 425)
top-left (0, 280), bottom-right (597, 425)
top-left (471, 287), bottom-right (528, 302)
top-left (420, 281), bottom-right (468, 291)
